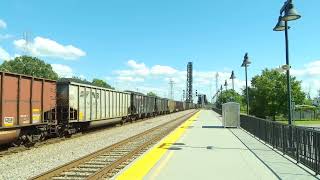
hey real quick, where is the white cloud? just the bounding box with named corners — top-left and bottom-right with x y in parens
top-left (0, 19), bottom-right (7, 29)
top-left (291, 60), bottom-right (320, 77)
top-left (111, 60), bottom-right (247, 101)
top-left (0, 47), bottom-right (11, 60)
top-left (128, 60), bottom-right (147, 69)
top-left (14, 36), bottom-right (86, 60)
top-left (127, 60), bottom-right (149, 76)
top-left (290, 60), bottom-right (320, 97)
top-left (115, 60), bottom-right (181, 83)
top-left (151, 65), bottom-right (177, 75)
top-left (51, 64), bottom-right (73, 77)
top-left (116, 60), bottom-right (180, 79)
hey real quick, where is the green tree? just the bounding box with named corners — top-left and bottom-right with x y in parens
top-left (303, 98), bottom-right (313, 106)
top-left (92, 78), bottom-right (113, 89)
top-left (60, 76), bottom-right (92, 84)
top-left (216, 90), bottom-right (243, 109)
top-left (248, 69), bottom-right (305, 120)
top-left (0, 56), bottom-right (58, 80)
top-left (147, 91), bottom-right (157, 97)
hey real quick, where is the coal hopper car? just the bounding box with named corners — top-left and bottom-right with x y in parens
top-left (0, 72), bottom-right (56, 145)
top-left (56, 80), bottom-right (131, 135)
top-left (127, 91), bottom-right (156, 119)
top-left (155, 97), bottom-right (168, 115)
top-left (175, 101), bottom-right (184, 111)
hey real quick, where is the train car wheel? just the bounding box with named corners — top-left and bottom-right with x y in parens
top-left (64, 132), bottom-right (72, 138)
top-left (24, 141), bottom-right (36, 148)
top-left (12, 139), bottom-right (23, 147)
top-left (120, 118), bottom-right (125, 126)
top-left (24, 135), bottom-right (36, 148)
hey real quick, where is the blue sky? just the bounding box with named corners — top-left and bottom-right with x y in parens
top-left (0, 0), bottom-right (319, 100)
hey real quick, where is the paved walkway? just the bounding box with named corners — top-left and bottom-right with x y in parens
top-left (116, 110), bottom-right (319, 180)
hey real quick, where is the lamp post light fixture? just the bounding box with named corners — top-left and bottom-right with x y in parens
top-left (224, 80), bottom-right (228, 91)
top-left (230, 70), bottom-right (236, 91)
top-left (241, 53), bottom-right (251, 115)
top-left (273, 0), bottom-right (301, 125)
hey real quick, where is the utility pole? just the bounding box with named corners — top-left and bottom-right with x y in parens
top-left (169, 78), bottom-right (175, 100)
top-left (183, 90), bottom-right (185, 101)
top-left (215, 72), bottom-right (219, 102)
top-left (23, 32), bottom-right (32, 56)
top-left (186, 62), bottom-right (193, 103)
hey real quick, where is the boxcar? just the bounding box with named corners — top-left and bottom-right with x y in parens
top-left (57, 80), bottom-right (131, 133)
top-left (0, 72), bottom-right (56, 145)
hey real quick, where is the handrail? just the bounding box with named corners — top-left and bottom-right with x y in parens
top-left (212, 108), bottom-right (320, 175)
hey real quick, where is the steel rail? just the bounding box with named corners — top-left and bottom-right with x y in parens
top-left (0, 111), bottom-right (188, 158)
top-left (31, 110), bottom-right (197, 180)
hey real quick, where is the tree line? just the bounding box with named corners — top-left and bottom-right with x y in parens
top-left (0, 56), bottom-right (113, 89)
top-left (216, 69), bottom-right (308, 121)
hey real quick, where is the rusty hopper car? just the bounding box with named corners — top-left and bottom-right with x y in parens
top-left (168, 100), bottom-right (176, 113)
top-left (175, 101), bottom-right (184, 111)
top-left (128, 91), bottom-right (156, 119)
top-left (0, 72), bottom-right (56, 145)
top-left (57, 80), bottom-right (131, 134)
top-left (183, 102), bottom-right (187, 110)
top-left (185, 102), bottom-right (193, 110)
top-left (155, 98), bottom-right (168, 115)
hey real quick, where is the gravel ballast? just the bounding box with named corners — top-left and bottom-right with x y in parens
top-left (0, 110), bottom-right (195, 180)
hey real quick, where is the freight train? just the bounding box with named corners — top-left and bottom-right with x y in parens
top-left (0, 72), bottom-right (196, 146)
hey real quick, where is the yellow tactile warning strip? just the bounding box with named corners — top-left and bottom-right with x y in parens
top-left (117, 111), bottom-right (201, 180)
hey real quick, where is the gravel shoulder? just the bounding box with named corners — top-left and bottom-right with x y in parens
top-left (0, 110), bottom-right (195, 180)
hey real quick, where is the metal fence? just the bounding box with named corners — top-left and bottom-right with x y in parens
top-left (212, 107), bottom-right (222, 115)
top-left (212, 108), bottom-right (320, 175)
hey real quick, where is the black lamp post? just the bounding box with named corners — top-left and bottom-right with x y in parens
top-left (230, 71), bottom-right (236, 91)
top-left (219, 85), bottom-right (223, 104)
top-left (224, 80), bottom-right (228, 91)
top-left (273, 0), bottom-right (301, 125)
top-left (241, 53), bottom-right (251, 115)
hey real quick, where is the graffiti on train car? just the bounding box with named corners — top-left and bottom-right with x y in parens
top-left (80, 91), bottom-right (100, 99)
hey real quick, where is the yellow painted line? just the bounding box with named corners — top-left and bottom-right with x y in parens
top-left (116, 111), bottom-right (201, 180)
top-left (149, 151), bottom-right (174, 180)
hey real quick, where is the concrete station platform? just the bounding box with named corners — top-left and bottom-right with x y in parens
top-left (116, 110), bottom-right (319, 180)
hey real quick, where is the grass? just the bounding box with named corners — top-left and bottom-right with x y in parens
top-left (295, 121), bottom-right (320, 125)
top-left (276, 120), bottom-right (320, 125)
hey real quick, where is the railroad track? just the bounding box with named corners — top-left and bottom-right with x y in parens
top-left (0, 112), bottom-right (187, 158)
top-left (0, 133), bottom-right (84, 158)
top-left (0, 127), bottom-right (100, 158)
top-left (31, 110), bottom-right (197, 180)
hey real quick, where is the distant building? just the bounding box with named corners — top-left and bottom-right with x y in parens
top-left (313, 97), bottom-right (320, 107)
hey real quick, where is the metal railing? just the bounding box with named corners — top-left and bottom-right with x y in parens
top-left (212, 108), bottom-right (320, 175)
top-left (212, 107), bottom-right (222, 115)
